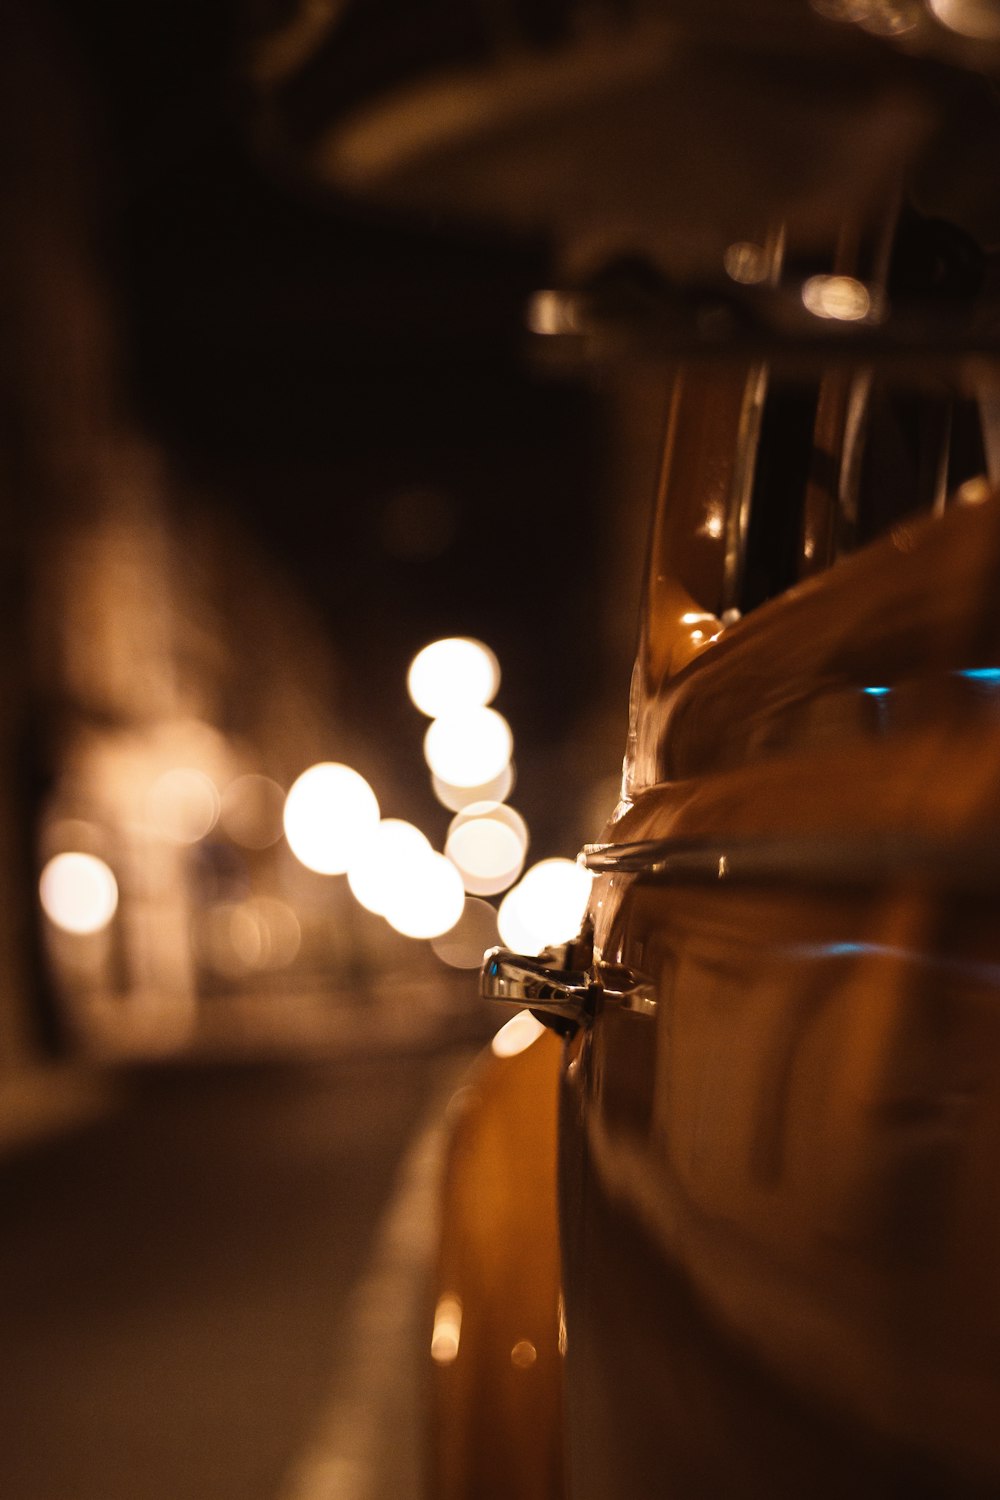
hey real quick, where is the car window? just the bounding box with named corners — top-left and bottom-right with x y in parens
top-left (627, 365), bottom-right (992, 796)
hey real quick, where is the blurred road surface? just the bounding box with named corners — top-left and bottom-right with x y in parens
top-left (0, 1042), bottom-right (478, 1500)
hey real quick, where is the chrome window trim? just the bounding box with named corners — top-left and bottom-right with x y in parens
top-left (582, 832), bottom-right (1000, 890)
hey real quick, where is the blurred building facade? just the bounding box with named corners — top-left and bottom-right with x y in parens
top-left (0, 0), bottom-right (462, 1077)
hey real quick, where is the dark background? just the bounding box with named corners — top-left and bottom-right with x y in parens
top-left (44, 0), bottom-right (613, 854)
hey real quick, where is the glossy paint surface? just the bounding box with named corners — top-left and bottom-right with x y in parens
top-left (428, 1031), bottom-right (565, 1500)
top-left (563, 489), bottom-right (1000, 1498)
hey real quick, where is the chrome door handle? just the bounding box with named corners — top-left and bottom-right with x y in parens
top-left (480, 947), bottom-right (593, 1034)
top-left (481, 948), bottom-right (658, 1035)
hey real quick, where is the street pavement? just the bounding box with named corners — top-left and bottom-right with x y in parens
top-left (0, 1039), bottom-right (483, 1500)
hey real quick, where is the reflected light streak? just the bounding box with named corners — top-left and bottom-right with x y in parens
top-left (407, 637), bottom-right (500, 718)
top-left (784, 940), bottom-right (1000, 986)
top-left (39, 852), bottom-right (119, 935)
top-left (283, 763), bottom-right (380, 875)
top-left (431, 1295), bottom-right (463, 1365)
top-left (491, 1009), bottom-right (547, 1058)
top-left (700, 505), bottom-right (725, 540)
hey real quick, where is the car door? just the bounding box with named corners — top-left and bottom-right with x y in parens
top-left (559, 353), bottom-right (1000, 1499)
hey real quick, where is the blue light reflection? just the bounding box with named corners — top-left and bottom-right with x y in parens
top-left (785, 941), bottom-right (1000, 987)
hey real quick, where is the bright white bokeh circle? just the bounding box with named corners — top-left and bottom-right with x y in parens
top-left (448, 801), bottom-right (528, 852)
top-left (383, 849), bottom-right (465, 939)
top-left (347, 819), bottom-right (432, 916)
top-left (282, 763), bottom-right (380, 875)
top-left (423, 708), bottom-right (513, 788)
top-left (407, 637), bottom-right (500, 718)
top-left (39, 852), bottom-right (119, 935)
top-left (497, 858), bottom-right (593, 955)
top-left (431, 762), bottom-right (514, 812)
top-left (444, 818), bottom-right (524, 897)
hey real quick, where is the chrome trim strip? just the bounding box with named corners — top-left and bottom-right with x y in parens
top-left (582, 832), bottom-right (1000, 890)
top-left (724, 362), bottom-right (768, 612)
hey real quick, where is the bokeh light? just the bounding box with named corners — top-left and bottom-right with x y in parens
top-left (497, 858), bottom-right (593, 955)
top-left (407, 637), bottom-right (500, 718)
top-left (202, 901), bottom-right (264, 976)
top-left (423, 707), bottom-right (513, 788)
top-left (801, 273), bottom-right (874, 322)
top-left (431, 762), bottom-right (514, 812)
top-left (283, 762), bottom-right (380, 875)
top-left (219, 774), bottom-right (286, 850)
top-left (430, 1294), bottom-right (463, 1365)
top-left (347, 819), bottom-right (432, 915)
top-left (723, 240), bottom-right (768, 285)
top-left (926, 0), bottom-right (1000, 39)
top-left (147, 767), bottom-right (220, 844)
top-left (252, 897), bottom-right (302, 968)
top-left (448, 800), bottom-right (528, 852)
top-left (383, 849), bottom-right (464, 939)
top-left (39, 852), bottom-right (119, 935)
top-left (444, 817), bottom-right (524, 897)
top-left (200, 897), bottom-right (301, 976)
top-left (431, 896), bottom-right (500, 969)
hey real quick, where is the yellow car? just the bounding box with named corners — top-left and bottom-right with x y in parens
top-left (438, 348), bottom-right (1000, 1496)
top-left (308, 4), bottom-right (1000, 1493)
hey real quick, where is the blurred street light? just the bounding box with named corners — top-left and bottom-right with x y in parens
top-left (382, 849), bottom-right (464, 939)
top-left (347, 818), bottom-right (432, 916)
top-left (431, 896), bottom-right (501, 968)
top-left (497, 858), bottom-right (593, 955)
top-left (407, 637), bottom-right (500, 717)
top-left (423, 707), bottom-right (513, 788)
top-left (283, 762), bottom-right (380, 875)
top-left (431, 762), bottom-right (514, 811)
top-left (39, 852), bottom-right (119, 935)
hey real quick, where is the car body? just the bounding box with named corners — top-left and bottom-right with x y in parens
top-left (290, 3), bottom-right (1000, 1494)
top-left (430, 355), bottom-right (1000, 1497)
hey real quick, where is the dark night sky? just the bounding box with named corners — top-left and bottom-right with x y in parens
top-left (51, 0), bottom-right (612, 851)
